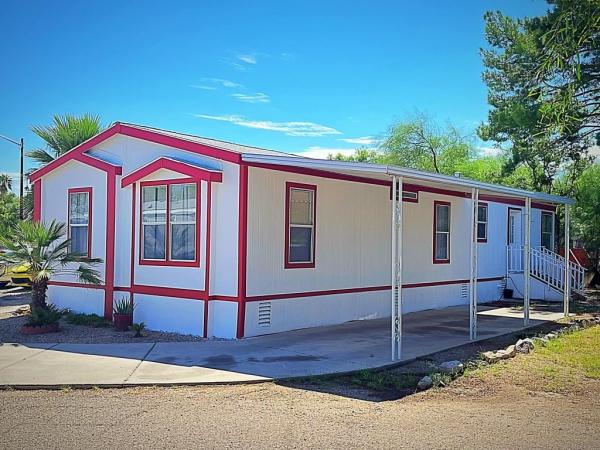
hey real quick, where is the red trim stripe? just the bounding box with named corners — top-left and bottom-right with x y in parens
top-left (237, 164), bottom-right (248, 338)
top-left (33, 181), bottom-right (41, 222)
top-left (104, 172), bottom-right (117, 320)
top-left (203, 182), bottom-right (212, 337)
top-left (121, 157), bottom-right (222, 188)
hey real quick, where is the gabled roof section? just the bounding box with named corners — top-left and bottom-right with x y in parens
top-left (29, 121), bottom-right (300, 182)
top-left (121, 157), bottom-right (223, 188)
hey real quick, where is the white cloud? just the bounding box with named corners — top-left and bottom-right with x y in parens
top-left (237, 54), bottom-right (257, 64)
top-left (588, 145), bottom-right (600, 160)
top-left (195, 114), bottom-right (342, 137)
top-left (294, 147), bottom-right (356, 159)
top-left (200, 78), bottom-right (244, 89)
top-left (190, 85), bottom-right (217, 90)
top-left (338, 136), bottom-right (377, 145)
top-left (477, 146), bottom-right (503, 157)
top-left (231, 92), bottom-right (270, 104)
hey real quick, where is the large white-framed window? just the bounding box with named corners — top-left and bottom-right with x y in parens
top-left (140, 180), bottom-right (200, 266)
top-left (285, 182), bottom-right (316, 268)
top-left (433, 201), bottom-right (451, 264)
top-left (541, 211), bottom-right (555, 251)
top-left (477, 202), bottom-right (488, 242)
top-left (68, 187), bottom-right (92, 257)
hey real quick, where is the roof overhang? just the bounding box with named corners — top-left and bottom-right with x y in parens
top-left (241, 154), bottom-right (574, 206)
top-left (121, 157), bottom-right (223, 188)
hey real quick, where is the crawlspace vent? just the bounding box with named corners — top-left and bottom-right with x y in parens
top-left (460, 283), bottom-right (468, 299)
top-left (258, 302), bottom-right (272, 327)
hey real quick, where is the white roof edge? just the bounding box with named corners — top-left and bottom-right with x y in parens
top-left (241, 153), bottom-right (574, 205)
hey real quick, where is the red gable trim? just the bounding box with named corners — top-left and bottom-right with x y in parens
top-left (121, 157), bottom-right (222, 188)
top-left (29, 125), bottom-right (123, 182)
top-left (119, 124), bottom-right (242, 164)
top-left (29, 122), bottom-right (242, 183)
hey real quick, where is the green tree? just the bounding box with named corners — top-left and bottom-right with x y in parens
top-left (479, 1), bottom-right (599, 192)
top-left (571, 164), bottom-right (600, 267)
top-left (0, 174), bottom-right (12, 194)
top-left (28, 114), bottom-right (104, 165)
top-left (0, 221), bottom-right (102, 311)
top-left (380, 115), bottom-right (473, 174)
top-left (0, 192), bottom-right (19, 238)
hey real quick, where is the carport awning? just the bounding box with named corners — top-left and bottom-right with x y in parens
top-left (240, 153), bottom-right (573, 206)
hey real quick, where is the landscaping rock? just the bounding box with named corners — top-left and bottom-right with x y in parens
top-left (482, 351), bottom-right (498, 363)
top-left (417, 376), bottom-right (433, 391)
top-left (438, 360), bottom-right (464, 375)
top-left (515, 338), bottom-right (534, 354)
top-left (505, 345), bottom-right (517, 358)
top-left (545, 333), bottom-right (558, 340)
top-left (495, 349), bottom-right (511, 360)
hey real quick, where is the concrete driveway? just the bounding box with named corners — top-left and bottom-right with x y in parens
top-left (0, 304), bottom-right (563, 387)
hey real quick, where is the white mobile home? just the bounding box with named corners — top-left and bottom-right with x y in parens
top-left (30, 123), bottom-right (584, 341)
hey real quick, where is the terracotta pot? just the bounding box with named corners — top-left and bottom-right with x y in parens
top-left (113, 314), bottom-right (132, 331)
top-left (21, 323), bottom-right (60, 335)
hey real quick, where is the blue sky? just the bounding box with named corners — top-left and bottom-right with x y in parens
top-left (0, 0), bottom-right (549, 189)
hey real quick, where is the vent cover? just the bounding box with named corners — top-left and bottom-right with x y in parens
top-left (460, 283), bottom-right (468, 299)
top-left (258, 302), bottom-right (272, 327)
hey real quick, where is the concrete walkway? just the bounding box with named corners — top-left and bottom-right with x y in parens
top-left (0, 305), bottom-right (563, 387)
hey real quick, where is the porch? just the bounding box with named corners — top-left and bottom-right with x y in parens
top-left (0, 303), bottom-right (564, 386)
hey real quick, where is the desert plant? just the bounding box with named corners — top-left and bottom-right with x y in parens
top-left (25, 304), bottom-right (62, 327)
top-left (132, 322), bottom-right (146, 338)
top-left (64, 311), bottom-right (111, 328)
top-left (0, 220), bottom-right (102, 312)
top-left (113, 297), bottom-right (135, 315)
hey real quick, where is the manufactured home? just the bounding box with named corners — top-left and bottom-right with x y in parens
top-left (29, 123), bottom-right (584, 345)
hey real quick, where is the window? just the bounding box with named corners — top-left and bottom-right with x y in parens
top-left (433, 201), bottom-right (450, 263)
top-left (541, 212), bottom-right (554, 251)
top-left (285, 182), bottom-right (316, 268)
top-left (477, 203), bottom-right (488, 242)
top-left (141, 180), bottom-right (199, 266)
top-left (68, 188), bottom-right (91, 257)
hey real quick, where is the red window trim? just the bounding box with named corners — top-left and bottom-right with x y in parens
top-left (477, 201), bottom-right (488, 243)
top-left (285, 182), bottom-right (317, 269)
top-left (433, 200), bottom-right (451, 264)
top-left (67, 187), bottom-right (93, 258)
top-left (139, 178), bottom-right (201, 267)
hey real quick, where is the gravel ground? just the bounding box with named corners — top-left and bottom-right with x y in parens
top-left (0, 290), bottom-right (204, 343)
top-left (1, 379), bottom-right (599, 449)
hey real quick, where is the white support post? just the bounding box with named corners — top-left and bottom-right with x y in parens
top-left (391, 176), bottom-right (397, 360)
top-left (524, 197), bottom-right (531, 326)
top-left (390, 176), bottom-right (403, 361)
top-left (564, 205), bottom-right (571, 317)
top-left (469, 189), bottom-right (479, 340)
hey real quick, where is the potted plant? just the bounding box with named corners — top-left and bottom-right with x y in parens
top-left (0, 220), bottom-right (102, 335)
top-left (113, 297), bottom-right (135, 331)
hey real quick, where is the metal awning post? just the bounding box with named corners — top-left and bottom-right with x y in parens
top-left (469, 188), bottom-right (479, 340)
top-left (390, 176), bottom-right (403, 361)
top-left (524, 197), bottom-right (531, 326)
top-left (564, 205), bottom-right (571, 317)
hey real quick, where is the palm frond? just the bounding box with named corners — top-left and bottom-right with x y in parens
top-left (26, 149), bottom-right (56, 165)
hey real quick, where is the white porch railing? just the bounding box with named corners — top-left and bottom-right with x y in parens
top-left (507, 245), bottom-right (585, 293)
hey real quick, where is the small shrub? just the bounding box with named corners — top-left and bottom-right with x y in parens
top-left (26, 305), bottom-right (62, 327)
top-left (132, 322), bottom-right (146, 338)
top-left (430, 372), bottom-right (454, 388)
top-left (113, 296), bottom-right (135, 315)
top-left (64, 312), bottom-right (111, 328)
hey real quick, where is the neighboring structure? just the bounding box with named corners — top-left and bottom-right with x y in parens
top-left (29, 123), bottom-right (584, 353)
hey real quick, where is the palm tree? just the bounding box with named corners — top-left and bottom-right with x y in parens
top-left (28, 114), bottom-right (104, 165)
top-left (0, 220), bottom-right (102, 311)
top-left (0, 174), bottom-right (12, 194)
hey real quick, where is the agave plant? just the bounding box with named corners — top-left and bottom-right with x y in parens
top-left (0, 220), bottom-right (102, 311)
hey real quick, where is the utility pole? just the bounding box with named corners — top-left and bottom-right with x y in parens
top-left (0, 133), bottom-right (25, 219)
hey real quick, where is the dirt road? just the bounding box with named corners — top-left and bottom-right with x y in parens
top-left (1, 379), bottom-right (598, 449)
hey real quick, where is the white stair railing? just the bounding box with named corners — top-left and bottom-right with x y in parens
top-left (507, 245), bottom-right (585, 293)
